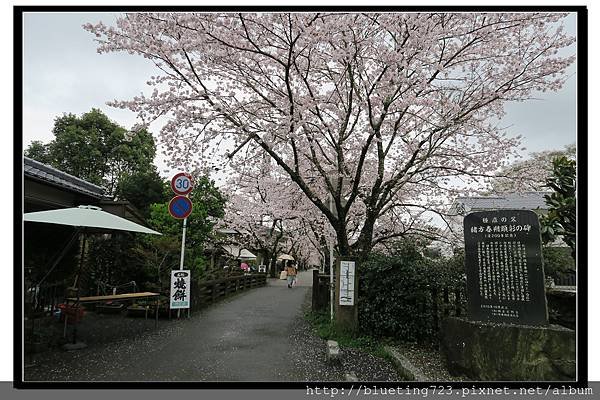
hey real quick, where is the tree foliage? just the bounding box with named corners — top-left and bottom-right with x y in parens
top-left (358, 239), bottom-right (465, 341)
top-left (87, 175), bottom-right (227, 291)
top-left (24, 140), bottom-right (52, 164)
top-left (86, 13), bottom-right (575, 259)
top-left (25, 109), bottom-right (157, 196)
top-left (115, 170), bottom-right (169, 217)
top-left (540, 156), bottom-right (576, 259)
top-left (146, 175), bottom-right (227, 276)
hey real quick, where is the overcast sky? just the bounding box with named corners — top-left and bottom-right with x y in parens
top-left (22, 12), bottom-right (578, 178)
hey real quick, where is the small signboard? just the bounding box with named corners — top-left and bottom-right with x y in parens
top-left (258, 265), bottom-right (266, 273)
top-left (170, 270), bottom-right (191, 309)
top-left (339, 260), bottom-right (356, 306)
top-left (169, 195), bottom-right (193, 219)
top-left (171, 172), bottom-right (194, 196)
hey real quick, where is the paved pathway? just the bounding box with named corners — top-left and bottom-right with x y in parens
top-left (26, 271), bottom-right (325, 381)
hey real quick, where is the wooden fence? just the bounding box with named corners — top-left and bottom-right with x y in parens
top-left (553, 271), bottom-right (576, 287)
top-left (311, 270), bottom-right (331, 311)
top-left (189, 273), bottom-right (268, 312)
top-left (25, 281), bottom-right (66, 317)
top-left (25, 273), bottom-right (268, 318)
top-left (429, 286), bottom-right (466, 333)
top-left (310, 269), bottom-right (466, 337)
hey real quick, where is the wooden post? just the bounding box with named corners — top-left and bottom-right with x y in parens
top-left (334, 258), bottom-right (359, 335)
top-left (155, 296), bottom-right (159, 327)
top-left (443, 287), bottom-right (450, 317)
top-left (455, 289), bottom-right (462, 317)
top-left (431, 287), bottom-right (439, 331)
top-left (312, 269), bottom-right (319, 311)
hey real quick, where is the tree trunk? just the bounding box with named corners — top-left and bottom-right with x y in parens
top-left (350, 211), bottom-right (378, 263)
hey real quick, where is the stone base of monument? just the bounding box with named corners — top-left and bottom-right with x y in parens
top-left (440, 317), bottom-right (575, 381)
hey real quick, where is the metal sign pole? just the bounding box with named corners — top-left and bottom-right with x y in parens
top-left (179, 217), bottom-right (187, 271)
top-left (170, 173), bottom-right (194, 320)
top-left (177, 217), bottom-right (187, 319)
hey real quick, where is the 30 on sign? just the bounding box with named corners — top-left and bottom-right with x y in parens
top-left (171, 172), bottom-right (193, 195)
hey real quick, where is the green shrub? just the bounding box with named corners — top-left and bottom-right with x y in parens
top-left (543, 246), bottom-right (575, 278)
top-left (358, 240), bottom-right (465, 342)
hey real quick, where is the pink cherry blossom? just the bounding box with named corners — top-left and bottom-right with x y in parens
top-left (85, 12), bottom-right (575, 259)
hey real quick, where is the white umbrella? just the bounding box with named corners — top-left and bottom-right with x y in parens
top-left (24, 205), bottom-right (161, 235)
top-left (24, 205), bottom-right (162, 344)
top-left (277, 253), bottom-right (295, 261)
top-left (222, 244), bottom-right (256, 260)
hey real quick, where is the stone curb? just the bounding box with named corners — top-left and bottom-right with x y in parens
top-left (62, 341), bottom-right (88, 351)
top-left (384, 345), bottom-right (430, 381)
top-left (345, 372), bottom-right (359, 381)
top-left (327, 340), bottom-right (341, 363)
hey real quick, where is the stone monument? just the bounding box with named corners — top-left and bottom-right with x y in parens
top-left (440, 209), bottom-right (575, 381)
top-left (464, 209), bottom-right (548, 325)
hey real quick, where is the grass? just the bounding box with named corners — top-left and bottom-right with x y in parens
top-left (304, 310), bottom-right (394, 362)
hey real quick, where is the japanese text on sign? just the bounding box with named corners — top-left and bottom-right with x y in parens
top-left (170, 270), bottom-right (191, 309)
top-left (339, 261), bottom-right (355, 306)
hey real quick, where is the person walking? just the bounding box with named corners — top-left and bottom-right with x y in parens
top-left (285, 260), bottom-right (298, 288)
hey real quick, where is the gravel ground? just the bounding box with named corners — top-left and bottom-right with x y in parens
top-left (292, 292), bottom-right (403, 382)
top-left (388, 341), bottom-right (468, 382)
top-left (24, 274), bottom-right (446, 383)
top-left (26, 308), bottom-right (168, 353)
top-left (24, 311), bottom-right (192, 380)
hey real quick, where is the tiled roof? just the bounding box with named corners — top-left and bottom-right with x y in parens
top-left (451, 192), bottom-right (550, 215)
top-left (24, 156), bottom-right (106, 198)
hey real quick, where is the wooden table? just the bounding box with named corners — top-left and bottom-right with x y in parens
top-left (63, 292), bottom-right (161, 338)
top-left (66, 292), bottom-right (160, 303)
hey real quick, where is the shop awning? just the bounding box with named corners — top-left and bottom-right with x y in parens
top-left (222, 244), bottom-right (256, 260)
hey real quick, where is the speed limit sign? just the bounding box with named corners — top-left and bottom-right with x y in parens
top-left (171, 172), bottom-right (193, 195)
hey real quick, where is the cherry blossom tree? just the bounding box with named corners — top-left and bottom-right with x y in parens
top-left (86, 12), bottom-right (575, 260)
top-left (223, 152), bottom-right (328, 274)
top-left (486, 144), bottom-right (576, 193)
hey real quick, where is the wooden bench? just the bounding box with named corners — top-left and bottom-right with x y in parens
top-left (63, 292), bottom-right (161, 337)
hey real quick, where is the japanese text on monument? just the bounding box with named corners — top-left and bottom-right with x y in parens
top-left (463, 210), bottom-right (548, 326)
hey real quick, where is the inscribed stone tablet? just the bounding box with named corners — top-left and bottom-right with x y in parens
top-left (463, 210), bottom-right (548, 326)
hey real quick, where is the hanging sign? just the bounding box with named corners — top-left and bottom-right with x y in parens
top-left (339, 260), bottom-right (356, 306)
top-left (170, 270), bottom-right (191, 309)
top-left (171, 172), bottom-right (194, 196)
top-left (169, 195), bottom-right (193, 219)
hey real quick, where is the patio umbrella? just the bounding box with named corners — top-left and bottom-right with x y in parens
top-left (24, 205), bottom-right (161, 344)
top-left (221, 244), bottom-right (256, 260)
top-left (24, 205), bottom-right (161, 235)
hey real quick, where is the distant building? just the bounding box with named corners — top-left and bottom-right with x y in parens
top-left (25, 156), bottom-right (147, 225)
top-left (25, 156), bottom-right (106, 212)
top-left (449, 191), bottom-right (550, 216)
top-left (432, 192), bottom-right (552, 257)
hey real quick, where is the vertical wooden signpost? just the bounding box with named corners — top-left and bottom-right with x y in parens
top-left (335, 257), bottom-right (359, 334)
top-left (169, 173), bottom-right (194, 318)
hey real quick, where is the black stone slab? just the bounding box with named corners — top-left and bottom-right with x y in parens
top-left (464, 210), bottom-right (548, 326)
